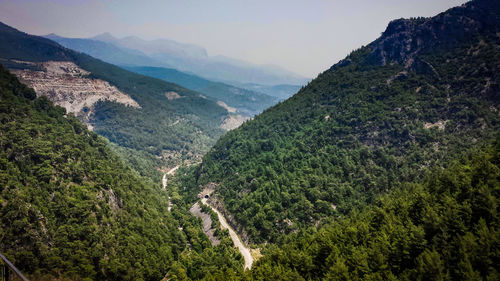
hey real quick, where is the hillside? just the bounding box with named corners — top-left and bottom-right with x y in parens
top-left (247, 141), bottom-right (499, 280)
top-left (0, 64), bottom-right (250, 280)
top-left (184, 0), bottom-right (500, 244)
top-left (0, 65), bottom-right (174, 280)
top-left (0, 22), bottom-right (229, 175)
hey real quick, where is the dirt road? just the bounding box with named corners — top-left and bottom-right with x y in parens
top-left (201, 198), bottom-right (253, 270)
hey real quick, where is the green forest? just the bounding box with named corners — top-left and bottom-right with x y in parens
top-left (0, 65), bottom-right (244, 281)
top-left (247, 141), bottom-right (500, 280)
top-left (190, 2), bottom-right (500, 243)
top-left (196, 140), bottom-right (498, 281)
top-left (0, 0), bottom-right (499, 280)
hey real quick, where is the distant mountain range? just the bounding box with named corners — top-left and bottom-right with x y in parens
top-left (46, 33), bottom-right (309, 86)
top-left (0, 21), bottom-right (230, 173)
top-left (92, 32), bottom-right (208, 58)
top-left (44, 33), bottom-right (161, 67)
top-left (45, 33), bottom-right (303, 114)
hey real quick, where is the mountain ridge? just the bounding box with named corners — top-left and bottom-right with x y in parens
top-left (92, 32), bottom-right (209, 58)
top-left (0, 21), bottom-right (229, 175)
top-left (43, 33), bottom-right (301, 114)
top-left (369, 0), bottom-right (500, 66)
top-left (184, 0), bottom-right (500, 243)
top-left (124, 65), bottom-right (280, 116)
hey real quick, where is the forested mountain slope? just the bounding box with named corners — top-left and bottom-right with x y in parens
top-left (0, 64), bottom-right (181, 280)
top-left (188, 0), bottom-right (500, 243)
top-left (0, 65), bottom-right (246, 281)
top-left (0, 22), bottom-right (228, 175)
top-left (247, 140), bottom-right (499, 280)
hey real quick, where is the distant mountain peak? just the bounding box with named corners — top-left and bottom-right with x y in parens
top-left (44, 33), bottom-right (63, 40)
top-left (92, 32), bottom-right (117, 42)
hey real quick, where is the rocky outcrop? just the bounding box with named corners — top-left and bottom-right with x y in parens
top-left (165, 91), bottom-right (181, 100)
top-left (220, 114), bottom-right (249, 131)
top-left (367, 0), bottom-right (500, 67)
top-left (189, 202), bottom-right (220, 246)
top-left (11, 61), bottom-right (140, 127)
top-left (217, 101), bottom-right (237, 113)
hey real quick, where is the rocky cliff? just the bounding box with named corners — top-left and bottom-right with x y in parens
top-left (12, 61), bottom-right (140, 128)
top-left (367, 0), bottom-right (500, 67)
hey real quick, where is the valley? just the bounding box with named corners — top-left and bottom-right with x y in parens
top-left (163, 164), bottom-right (253, 270)
top-left (200, 196), bottom-right (253, 270)
top-left (0, 21), bottom-right (233, 175)
top-left (124, 66), bottom-right (281, 117)
top-left (0, 0), bottom-right (499, 280)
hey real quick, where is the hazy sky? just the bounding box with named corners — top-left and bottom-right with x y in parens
top-left (0, 0), bottom-right (467, 77)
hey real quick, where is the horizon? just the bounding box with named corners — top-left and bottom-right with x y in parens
top-left (0, 0), bottom-right (467, 78)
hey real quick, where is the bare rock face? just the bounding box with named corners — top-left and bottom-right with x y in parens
top-left (11, 61), bottom-right (140, 126)
top-left (189, 202), bottom-right (220, 246)
top-left (220, 114), bottom-right (249, 131)
top-left (424, 120), bottom-right (449, 130)
top-left (217, 100), bottom-right (237, 113)
top-left (367, 0), bottom-right (500, 67)
top-left (165, 91), bottom-right (181, 100)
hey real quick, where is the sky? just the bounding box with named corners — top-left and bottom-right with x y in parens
top-left (0, 0), bottom-right (468, 78)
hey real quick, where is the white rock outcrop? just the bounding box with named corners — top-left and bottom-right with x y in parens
top-left (12, 61), bottom-right (140, 116)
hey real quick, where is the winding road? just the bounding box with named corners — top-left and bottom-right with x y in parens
top-left (201, 197), bottom-right (253, 270)
top-left (162, 165), bottom-right (254, 270)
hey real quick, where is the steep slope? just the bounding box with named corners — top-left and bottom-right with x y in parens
top-left (0, 22), bottom-right (228, 174)
top-left (124, 66), bottom-right (277, 116)
top-left (186, 0), bottom-right (500, 243)
top-left (0, 65), bottom-right (181, 280)
top-left (0, 65), bottom-right (247, 281)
